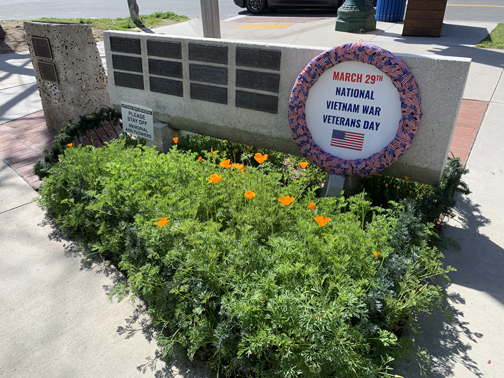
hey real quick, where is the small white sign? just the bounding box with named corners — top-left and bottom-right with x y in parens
top-left (121, 102), bottom-right (154, 141)
top-left (305, 61), bottom-right (402, 160)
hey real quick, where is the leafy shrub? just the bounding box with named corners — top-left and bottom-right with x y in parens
top-left (359, 158), bottom-right (470, 225)
top-left (38, 139), bottom-right (455, 377)
top-left (34, 106), bottom-right (122, 180)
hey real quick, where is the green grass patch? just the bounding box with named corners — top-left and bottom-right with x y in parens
top-left (477, 23), bottom-right (504, 49)
top-left (35, 11), bottom-right (188, 32)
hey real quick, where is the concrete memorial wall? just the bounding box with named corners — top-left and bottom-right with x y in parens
top-left (104, 31), bottom-right (471, 185)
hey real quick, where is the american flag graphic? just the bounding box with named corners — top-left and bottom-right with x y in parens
top-left (330, 129), bottom-right (364, 151)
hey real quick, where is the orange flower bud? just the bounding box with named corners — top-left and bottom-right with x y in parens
top-left (208, 174), bottom-right (222, 183)
top-left (254, 153), bottom-right (268, 164)
top-left (314, 216), bottom-right (330, 227)
top-left (244, 191), bottom-right (255, 200)
top-left (154, 217), bottom-right (169, 227)
top-left (278, 196), bottom-right (295, 206)
top-left (219, 159), bottom-right (231, 169)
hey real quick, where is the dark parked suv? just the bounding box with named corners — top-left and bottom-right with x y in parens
top-left (234, 0), bottom-right (343, 15)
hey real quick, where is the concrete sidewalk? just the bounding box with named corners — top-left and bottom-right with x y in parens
top-left (1, 16), bottom-right (503, 377)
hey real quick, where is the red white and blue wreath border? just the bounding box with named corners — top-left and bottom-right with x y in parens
top-left (288, 42), bottom-right (422, 177)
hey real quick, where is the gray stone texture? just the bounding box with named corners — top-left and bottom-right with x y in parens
top-left (381, 54), bottom-right (471, 184)
top-left (24, 22), bottom-right (110, 131)
top-left (146, 122), bottom-right (180, 153)
top-left (105, 31), bottom-right (470, 185)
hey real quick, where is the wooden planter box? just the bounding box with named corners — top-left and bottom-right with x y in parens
top-left (402, 0), bottom-right (448, 37)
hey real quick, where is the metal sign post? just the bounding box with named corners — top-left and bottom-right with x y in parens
top-left (200, 0), bottom-right (221, 38)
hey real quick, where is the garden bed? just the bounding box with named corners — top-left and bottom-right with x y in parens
top-left (37, 134), bottom-right (469, 377)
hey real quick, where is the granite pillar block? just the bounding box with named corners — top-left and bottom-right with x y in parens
top-left (24, 21), bottom-right (111, 131)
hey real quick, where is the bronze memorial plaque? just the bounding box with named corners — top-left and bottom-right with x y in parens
top-left (190, 64), bottom-right (227, 85)
top-left (190, 83), bottom-right (227, 104)
top-left (150, 77), bottom-right (183, 97)
top-left (114, 71), bottom-right (144, 90)
top-left (147, 40), bottom-right (182, 59)
top-left (236, 47), bottom-right (281, 71)
top-left (32, 37), bottom-right (53, 59)
top-left (236, 69), bottom-right (280, 93)
top-left (37, 61), bottom-right (58, 83)
top-left (149, 59), bottom-right (183, 78)
top-left (112, 55), bottom-right (143, 73)
top-left (110, 36), bottom-right (141, 54)
top-left (188, 43), bottom-right (228, 65)
top-left (235, 90), bottom-right (278, 114)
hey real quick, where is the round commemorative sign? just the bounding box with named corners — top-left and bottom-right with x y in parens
top-left (289, 42), bottom-right (422, 177)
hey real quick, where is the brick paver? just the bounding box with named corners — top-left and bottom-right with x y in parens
top-left (0, 110), bottom-right (120, 190)
top-left (449, 99), bottom-right (488, 166)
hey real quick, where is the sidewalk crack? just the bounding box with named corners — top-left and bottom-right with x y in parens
top-left (489, 68), bottom-right (504, 103)
top-left (0, 201), bottom-right (32, 215)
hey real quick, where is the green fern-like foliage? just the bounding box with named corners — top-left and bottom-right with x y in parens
top-left (34, 107), bottom-right (122, 180)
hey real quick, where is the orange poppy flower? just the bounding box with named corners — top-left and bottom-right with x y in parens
top-left (278, 196), bottom-right (295, 206)
top-left (211, 151), bottom-right (215, 156)
top-left (299, 162), bottom-right (309, 169)
top-left (308, 202), bottom-right (316, 211)
top-left (231, 163), bottom-right (244, 171)
top-left (154, 217), bottom-right (169, 227)
top-left (244, 191), bottom-right (255, 200)
top-left (67, 143), bottom-right (73, 148)
top-left (254, 153), bottom-right (268, 164)
top-left (198, 156), bottom-right (203, 162)
top-left (172, 137), bottom-right (178, 144)
top-left (314, 216), bottom-right (330, 227)
top-left (219, 159), bottom-right (231, 168)
top-left (208, 174), bottom-right (222, 183)
top-left (373, 251), bottom-right (381, 258)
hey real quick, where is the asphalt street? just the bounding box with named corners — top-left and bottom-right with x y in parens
top-left (0, 0), bottom-right (503, 22)
top-left (0, 0), bottom-right (239, 21)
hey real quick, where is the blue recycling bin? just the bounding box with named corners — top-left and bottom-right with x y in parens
top-left (375, 0), bottom-right (407, 22)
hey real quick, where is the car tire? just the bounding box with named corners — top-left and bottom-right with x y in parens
top-left (246, 0), bottom-right (267, 14)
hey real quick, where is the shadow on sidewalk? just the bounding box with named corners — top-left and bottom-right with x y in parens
top-left (377, 23), bottom-right (504, 69)
top-left (396, 192), bottom-right (503, 377)
top-left (39, 210), bottom-right (213, 377)
top-left (395, 289), bottom-right (484, 378)
top-left (444, 195), bottom-right (504, 306)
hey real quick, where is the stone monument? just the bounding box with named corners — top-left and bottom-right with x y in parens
top-left (24, 21), bottom-right (111, 130)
